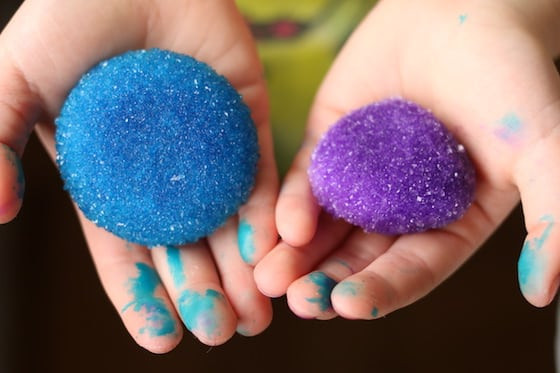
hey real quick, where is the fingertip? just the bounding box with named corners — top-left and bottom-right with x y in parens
top-left (253, 246), bottom-right (294, 298)
top-left (235, 295), bottom-right (273, 337)
top-left (121, 299), bottom-right (184, 354)
top-left (237, 216), bottom-right (277, 265)
top-left (548, 276), bottom-right (560, 305)
top-left (331, 280), bottom-right (383, 320)
top-left (520, 275), bottom-right (560, 308)
top-left (517, 215), bottom-right (560, 307)
top-left (287, 272), bottom-right (338, 320)
top-left (0, 144), bottom-right (24, 223)
top-left (276, 200), bottom-right (320, 247)
top-left (133, 330), bottom-right (183, 354)
top-left (177, 288), bottom-right (237, 346)
top-left (276, 152), bottom-right (321, 247)
top-left (0, 198), bottom-right (22, 224)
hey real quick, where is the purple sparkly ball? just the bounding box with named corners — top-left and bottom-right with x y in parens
top-left (308, 98), bottom-right (476, 235)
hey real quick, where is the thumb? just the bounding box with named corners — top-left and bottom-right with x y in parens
top-left (0, 53), bottom-right (42, 222)
top-left (515, 125), bottom-right (560, 307)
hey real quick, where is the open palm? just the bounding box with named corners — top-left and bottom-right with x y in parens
top-left (0, 0), bottom-right (278, 352)
top-left (255, 0), bottom-right (560, 320)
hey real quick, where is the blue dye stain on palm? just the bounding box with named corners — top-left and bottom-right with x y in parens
top-left (305, 272), bottom-right (337, 312)
top-left (178, 289), bottom-right (224, 336)
top-left (238, 220), bottom-right (256, 263)
top-left (518, 215), bottom-right (555, 294)
top-left (166, 245), bottom-right (186, 288)
top-left (55, 48), bottom-right (259, 247)
top-left (495, 113), bottom-right (523, 144)
top-left (122, 263), bottom-right (176, 337)
top-left (458, 14), bottom-right (468, 25)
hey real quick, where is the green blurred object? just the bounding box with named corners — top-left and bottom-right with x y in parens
top-left (236, 0), bottom-right (377, 175)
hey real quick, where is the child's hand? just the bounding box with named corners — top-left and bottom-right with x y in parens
top-left (255, 0), bottom-right (560, 320)
top-left (0, 0), bottom-right (278, 352)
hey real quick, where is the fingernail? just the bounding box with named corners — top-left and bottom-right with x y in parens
top-left (238, 219), bottom-right (256, 263)
top-left (304, 272), bottom-right (337, 312)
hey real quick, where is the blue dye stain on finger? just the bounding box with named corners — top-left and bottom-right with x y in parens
top-left (518, 215), bottom-right (555, 294)
top-left (334, 281), bottom-right (362, 296)
top-left (495, 113), bottom-right (523, 144)
top-left (178, 289), bottom-right (225, 337)
top-left (238, 220), bottom-right (256, 263)
top-left (122, 263), bottom-right (176, 337)
top-left (371, 307), bottom-right (379, 318)
top-left (304, 272), bottom-right (337, 312)
top-left (166, 245), bottom-right (186, 288)
top-left (2, 144), bottom-right (25, 200)
top-left (458, 14), bottom-right (468, 25)
top-left (334, 258), bottom-right (353, 273)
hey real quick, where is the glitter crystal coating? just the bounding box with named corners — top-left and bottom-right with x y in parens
top-left (308, 99), bottom-right (476, 235)
top-left (55, 49), bottom-right (259, 246)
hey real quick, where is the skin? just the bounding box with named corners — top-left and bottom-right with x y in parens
top-left (256, 0), bottom-right (560, 320)
top-left (0, 0), bottom-right (277, 352)
top-left (4, 0), bottom-right (560, 351)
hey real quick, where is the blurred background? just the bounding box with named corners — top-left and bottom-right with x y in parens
top-left (0, 1), bottom-right (556, 372)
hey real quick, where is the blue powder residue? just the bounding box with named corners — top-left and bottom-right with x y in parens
top-left (334, 281), bottom-right (362, 296)
top-left (371, 307), bottom-right (379, 318)
top-left (166, 245), bottom-right (185, 288)
top-left (305, 272), bottom-right (337, 312)
top-left (55, 49), bottom-right (259, 246)
top-left (238, 220), bottom-right (256, 263)
top-left (178, 289), bottom-right (224, 336)
top-left (518, 215), bottom-right (555, 294)
top-left (2, 144), bottom-right (25, 199)
top-left (495, 112), bottom-right (523, 143)
top-left (122, 263), bottom-right (176, 337)
top-left (458, 14), bottom-right (468, 24)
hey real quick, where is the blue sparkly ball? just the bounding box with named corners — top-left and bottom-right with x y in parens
top-left (55, 49), bottom-right (259, 246)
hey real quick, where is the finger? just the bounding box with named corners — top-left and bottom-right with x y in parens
top-left (254, 214), bottom-right (351, 297)
top-left (330, 194), bottom-right (510, 319)
top-left (237, 115), bottom-right (278, 265)
top-left (0, 144), bottom-right (24, 222)
top-left (207, 218), bottom-right (273, 336)
top-left (79, 215), bottom-right (182, 354)
top-left (275, 140), bottom-right (322, 247)
top-left (286, 231), bottom-right (395, 320)
top-left (151, 242), bottom-right (237, 346)
top-left (515, 130), bottom-right (560, 307)
top-left (275, 3), bottom-right (403, 248)
top-left (0, 52), bottom-right (39, 222)
top-left (158, 0), bottom-right (280, 266)
top-left (213, 5), bottom-right (278, 266)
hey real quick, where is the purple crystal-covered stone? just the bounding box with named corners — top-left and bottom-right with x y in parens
top-left (308, 98), bottom-right (476, 235)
